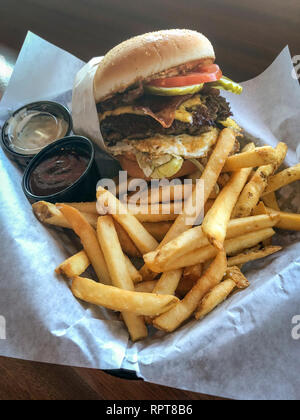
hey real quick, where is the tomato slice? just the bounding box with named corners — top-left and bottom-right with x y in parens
top-left (149, 64), bottom-right (222, 88)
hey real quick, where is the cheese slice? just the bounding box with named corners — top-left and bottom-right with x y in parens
top-left (99, 95), bottom-right (202, 125)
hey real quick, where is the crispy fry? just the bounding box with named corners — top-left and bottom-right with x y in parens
top-left (225, 266), bottom-right (250, 289)
top-left (152, 269), bottom-right (183, 296)
top-left (153, 251), bottom-right (227, 332)
top-left (144, 214), bottom-right (279, 269)
top-left (176, 265), bottom-right (202, 298)
top-left (195, 267), bottom-right (249, 320)
top-left (223, 146), bottom-right (278, 172)
top-left (113, 220), bottom-right (141, 257)
top-left (202, 143), bottom-right (255, 248)
top-left (142, 222), bottom-right (172, 242)
top-left (262, 192), bottom-right (280, 211)
top-left (55, 251), bottom-right (90, 278)
top-left (146, 228), bottom-right (275, 272)
top-left (263, 163), bottom-right (300, 195)
top-left (133, 183), bottom-right (193, 204)
top-left (124, 255), bottom-right (143, 284)
top-left (66, 202), bottom-right (97, 214)
top-left (58, 205), bottom-right (111, 285)
top-left (265, 207), bottom-right (300, 231)
top-left (135, 281), bottom-right (157, 293)
top-left (72, 276), bottom-right (179, 317)
top-left (97, 215), bottom-right (147, 341)
top-left (233, 142), bottom-right (287, 218)
top-left (160, 128), bottom-right (237, 246)
top-left (33, 201), bottom-right (98, 229)
top-left (97, 187), bottom-right (159, 254)
top-left (227, 246), bottom-right (282, 266)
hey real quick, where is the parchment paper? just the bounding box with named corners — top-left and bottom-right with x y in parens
top-left (0, 32), bottom-right (300, 400)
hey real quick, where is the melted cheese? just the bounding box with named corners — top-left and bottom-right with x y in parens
top-left (99, 95), bottom-right (202, 124)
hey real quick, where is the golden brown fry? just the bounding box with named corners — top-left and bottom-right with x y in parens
top-left (225, 266), bottom-right (250, 289)
top-left (233, 142), bottom-right (287, 218)
top-left (58, 205), bottom-right (111, 285)
top-left (135, 281), bottom-right (157, 293)
top-left (55, 251), bottom-right (90, 278)
top-left (144, 214), bottom-right (279, 269)
top-left (33, 201), bottom-right (98, 229)
top-left (176, 265), bottom-right (202, 298)
top-left (113, 220), bottom-right (141, 257)
top-left (72, 276), bottom-right (179, 317)
top-left (97, 215), bottom-right (147, 341)
top-left (202, 144), bottom-right (255, 248)
top-left (195, 280), bottom-right (236, 320)
top-left (146, 228), bottom-right (275, 272)
top-left (265, 207), bottom-right (300, 231)
top-left (152, 269), bottom-right (183, 296)
top-left (66, 202), bottom-right (97, 214)
top-left (262, 192), bottom-right (280, 211)
top-left (133, 183), bottom-right (192, 205)
top-left (263, 163), bottom-right (300, 195)
top-left (223, 146), bottom-right (278, 172)
top-left (97, 187), bottom-right (159, 254)
top-left (227, 246), bottom-right (282, 266)
top-left (124, 255), bottom-right (143, 284)
top-left (142, 222), bottom-right (172, 242)
top-left (160, 128), bottom-right (237, 246)
top-left (153, 251), bottom-right (227, 332)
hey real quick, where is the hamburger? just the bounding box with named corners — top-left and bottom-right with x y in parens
top-left (94, 29), bottom-right (242, 179)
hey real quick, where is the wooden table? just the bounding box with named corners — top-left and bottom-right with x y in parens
top-left (0, 0), bottom-right (299, 400)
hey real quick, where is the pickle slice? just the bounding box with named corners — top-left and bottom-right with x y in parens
top-left (144, 84), bottom-right (204, 96)
top-left (210, 77), bottom-right (243, 94)
top-left (151, 156), bottom-right (183, 179)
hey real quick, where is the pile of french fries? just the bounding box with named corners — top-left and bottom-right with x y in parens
top-left (32, 128), bottom-right (300, 341)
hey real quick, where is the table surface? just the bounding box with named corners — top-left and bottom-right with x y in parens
top-left (0, 0), bottom-right (299, 400)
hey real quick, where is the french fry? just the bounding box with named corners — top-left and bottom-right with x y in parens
top-left (56, 249), bottom-right (141, 284)
top-left (146, 228), bottom-right (275, 272)
top-left (72, 276), bottom-right (179, 317)
top-left (135, 281), bottom-right (157, 293)
top-left (97, 186), bottom-right (159, 254)
top-left (66, 202), bottom-right (97, 214)
top-left (187, 171), bottom-right (220, 199)
top-left (142, 222), bottom-right (172, 242)
top-left (223, 146), bottom-right (278, 172)
top-left (263, 163), bottom-right (300, 195)
top-left (194, 267), bottom-right (249, 320)
top-left (58, 205), bottom-right (111, 285)
top-left (55, 251), bottom-right (90, 278)
top-left (113, 220), bottom-right (141, 258)
top-left (152, 269), bottom-right (183, 296)
top-left (160, 128), bottom-right (237, 246)
top-left (262, 192), bottom-right (280, 211)
top-left (265, 208), bottom-right (300, 231)
top-left (132, 183), bottom-right (193, 205)
top-left (227, 246), bottom-right (282, 266)
top-left (33, 201), bottom-right (98, 229)
top-left (195, 279), bottom-right (237, 320)
top-left (225, 266), bottom-right (250, 289)
top-left (233, 142), bottom-right (288, 218)
top-left (144, 214), bottom-right (279, 268)
top-left (137, 128), bottom-right (236, 290)
top-left (202, 143), bottom-right (255, 248)
top-left (97, 215), bottom-right (147, 341)
top-left (176, 265), bottom-right (203, 298)
top-left (153, 251), bottom-right (227, 332)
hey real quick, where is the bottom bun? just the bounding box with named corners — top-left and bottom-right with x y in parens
top-left (117, 153), bottom-right (197, 180)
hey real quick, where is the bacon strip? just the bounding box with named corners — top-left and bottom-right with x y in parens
top-left (134, 94), bottom-right (192, 128)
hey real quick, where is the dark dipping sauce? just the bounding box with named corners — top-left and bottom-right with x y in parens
top-left (29, 148), bottom-right (90, 196)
